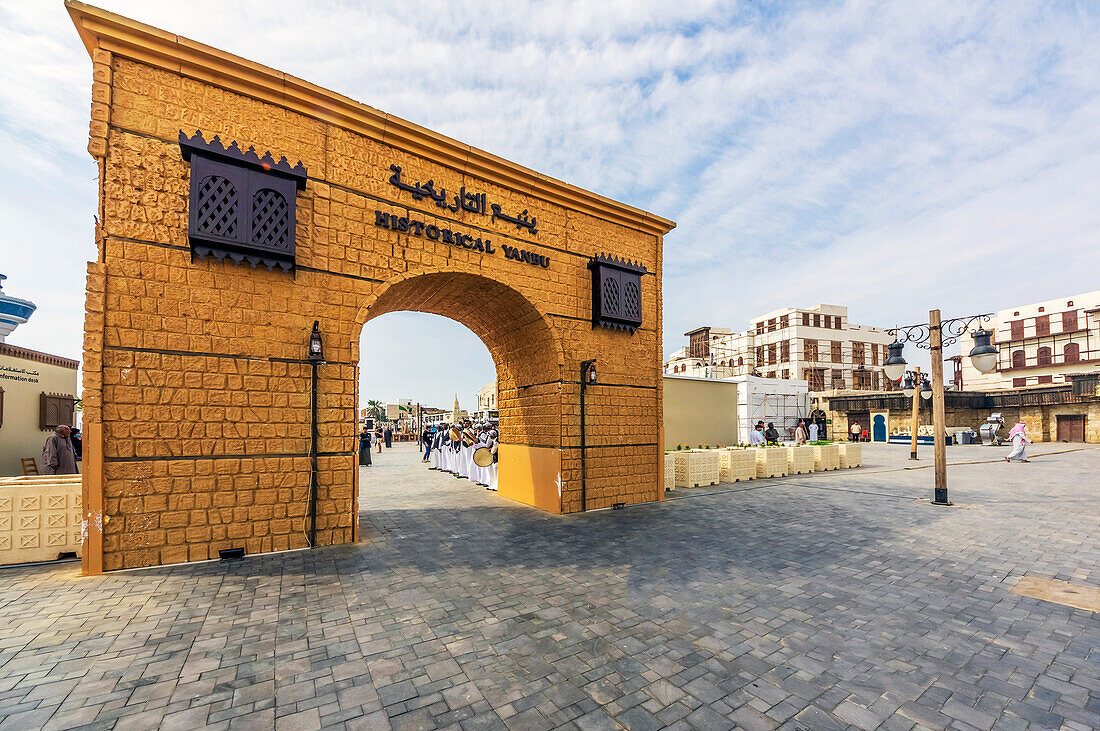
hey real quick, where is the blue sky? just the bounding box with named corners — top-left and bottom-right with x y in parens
top-left (1, 0), bottom-right (1098, 411)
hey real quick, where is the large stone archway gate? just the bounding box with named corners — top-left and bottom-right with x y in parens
top-left (69, 2), bottom-right (674, 573)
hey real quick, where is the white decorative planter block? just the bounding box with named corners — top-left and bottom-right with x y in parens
top-left (814, 444), bottom-right (841, 471)
top-left (664, 453), bottom-right (675, 491)
top-left (839, 444), bottom-right (862, 468)
top-left (0, 476), bottom-right (82, 565)
top-left (755, 448), bottom-right (788, 478)
top-left (718, 448), bottom-right (756, 483)
top-left (786, 446), bottom-right (814, 475)
top-left (674, 450), bottom-right (720, 488)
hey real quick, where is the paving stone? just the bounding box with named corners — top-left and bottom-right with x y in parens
top-left (0, 445), bottom-right (1096, 731)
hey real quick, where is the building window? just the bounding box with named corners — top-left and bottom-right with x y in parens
top-left (854, 370), bottom-right (871, 390)
top-left (804, 339), bottom-right (817, 361)
top-left (833, 369), bottom-right (846, 390)
top-left (1037, 346), bottom-right (1052, 366)
top-left (756, 345), bottom-right (764, 364)
top-left (831, 341), bottom-right (842, 363)
top-left (780, 340), bottom-right (790, 362)
top-left (871, 344), bottom-right (880, 366)
top-left (39, 393), bottom-right (75, 430)
top-left (1064, 342), bottom-right (1081, 364)
top-left (779, 314), bottom-right (789, 329)
top-left (1037, 375), bottom-right (1053, 385)
top-left (767, 371), bottom-right (776, 378)
top-left (872, 371), bottom-right (880, 390)
top-left (781, 369), bottom-right (789, 379)
top-left (1063, 310), bottom-right (1078, 332)
top-left (802, 312), bottom-right (810, 326)
top-left (1013, 377), bottom-right (1027, 387)
top-left (1010, 320), bottom-right (1024, 340)
top-left (1012, 350), bottom-right (1026, 369)
top-left (852, 342), bottom-right (865, 364)
top-left (768, 318), bottom-right (777, 332)
top-left (814, 314), bottom-right (822, 328)
top-left (756, 322), bottom-right (765, 335)
top-left (1036, 315), bottom-right (1050, 336)
top-left (806, 368), bottom-right (825, 391)
top-left (768, 344), bottom-right (777, 365)
top-left (737, 356), bottom-right (744, 367)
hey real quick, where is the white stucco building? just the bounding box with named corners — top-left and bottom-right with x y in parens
top-left (666, 305), bottom-right (895, 393)
top-left (960, 290), bottom-right (1100, 390)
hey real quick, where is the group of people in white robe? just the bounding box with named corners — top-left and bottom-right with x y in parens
top-left (425, 421), bottom-right (499, 491)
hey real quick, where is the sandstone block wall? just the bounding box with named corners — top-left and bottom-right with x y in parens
top-left (76, 21), bottom-right (669, 571)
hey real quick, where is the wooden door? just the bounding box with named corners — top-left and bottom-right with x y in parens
top-left (1056, 415), bottom-right (1085, 442)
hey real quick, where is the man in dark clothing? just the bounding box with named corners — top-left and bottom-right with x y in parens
top-left (358, 426), bottom-right (372, 466)
top-left (384, 425), bottom-right (393, 448)
top-left (42, 425), bottom-right (78, 475)
top-left (70, 427), bottom-right (83, 462)
top-left (421, 426), bottom-right (432, 462)
top-left (764, 422), bottom-right (780, 445)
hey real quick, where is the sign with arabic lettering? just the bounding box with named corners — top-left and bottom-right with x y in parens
top-left (376, 163), bottom-right (549, 269)
top-left (388, 165), bottom-right (538, 235)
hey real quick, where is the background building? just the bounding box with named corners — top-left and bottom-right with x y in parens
top-left (0, 276), bottom-right (80, 475)
top-left (960, 291), bottom-right (1100, 391)
top-left (666, 305), bottom-right (894, 393)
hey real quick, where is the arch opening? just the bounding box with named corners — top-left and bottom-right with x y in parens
top-left (351, 272), bottom-right (567, 516)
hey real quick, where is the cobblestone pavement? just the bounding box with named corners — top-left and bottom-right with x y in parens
top-left (0, 443), bottom-right (1097, 730)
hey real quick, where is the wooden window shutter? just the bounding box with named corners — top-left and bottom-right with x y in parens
top-left (39, 393), bottom-right (75, 430)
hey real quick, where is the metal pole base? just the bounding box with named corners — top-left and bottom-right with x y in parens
top-left (909, 452), bottom-right (918, 460)
top-left (932, 487), bottom-right (952, 506)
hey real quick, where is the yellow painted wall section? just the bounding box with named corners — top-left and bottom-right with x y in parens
top-left (663, 376), bottom-right (739, 449)
top-left (497, 444), bottom-right (562, 514)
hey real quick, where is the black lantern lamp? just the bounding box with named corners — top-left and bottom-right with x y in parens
top-left (921, 377), bottom-right (933, 401)
top-left (584, 362), bottom-right (597, 384)
top-left (901, 374), bottom-right (915, 398)
top-left (968, 329), bottom-right (998, 374)
top-left (308, 321), bottom-right (324, 362)
top-left (883, 341), bottom-right (907, 381)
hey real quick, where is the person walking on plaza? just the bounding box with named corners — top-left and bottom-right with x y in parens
top-left (374, 426), bottom-right (383, 453)
top-left (808, 420), bottom-right (819, 442)
top-left (41, 425), bottom-right (77, 475)
top-left (1005, 422), bottom-right (1032, 462)
top-left (358, 425), bottom-right (372, 467)
top-left (421, 425), bottom-right (433, 462)
top-left (384, 424), bottom-right (393, 449)
top-left (850, 421), bottom-right (861, 442)
top-left (794, 419), bottom-right (808, 445)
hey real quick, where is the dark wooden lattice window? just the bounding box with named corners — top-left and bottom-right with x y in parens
top-left (39, 392), bottom-right (75, 430)
top-left (252, 188), bottom-right (291, 251)
top-left (589, 254), bottom-right (646, 333)
top-left (1037, 346), bottom-right (1052, 366)
top-left (196, 175), bottom-right (240, 238)
top-left (1063, 310), bottom-right (1078, 332)
top-left (180, 130), bottom-right (306, 271)
top-left (1010, 320), bottom-right (1024, 340)
top-left (1035, 315), bottom-right (1050, 336)
top-left (1012, 350), bottom-right (1026, 369)
top-left (1064, 342), bottom-right (1080, 364)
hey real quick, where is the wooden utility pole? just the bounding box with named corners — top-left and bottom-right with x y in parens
top-left (909, 366), bottom-right (921, 460)
top-left (929, 309), bottom-right (950, 504)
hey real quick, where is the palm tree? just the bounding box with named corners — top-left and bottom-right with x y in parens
top-left (365, 400), bottom-right (386, 422)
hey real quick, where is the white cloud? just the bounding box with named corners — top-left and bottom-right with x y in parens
top-left (0, 0), bottom-right (1096, 396)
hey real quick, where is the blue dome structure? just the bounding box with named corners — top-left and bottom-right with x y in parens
top-left (0, 274), bottom-right (37, 342)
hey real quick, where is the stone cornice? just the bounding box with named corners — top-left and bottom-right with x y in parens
top-left (0, 343), bottom-right (80, 370)
top-left (65, 1), bottom-right (676, 238)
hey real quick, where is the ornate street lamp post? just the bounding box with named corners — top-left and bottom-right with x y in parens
top-left (307, 321), bottom-right (324, 547)
top-left (885, 311), bottom-right (997, 505)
